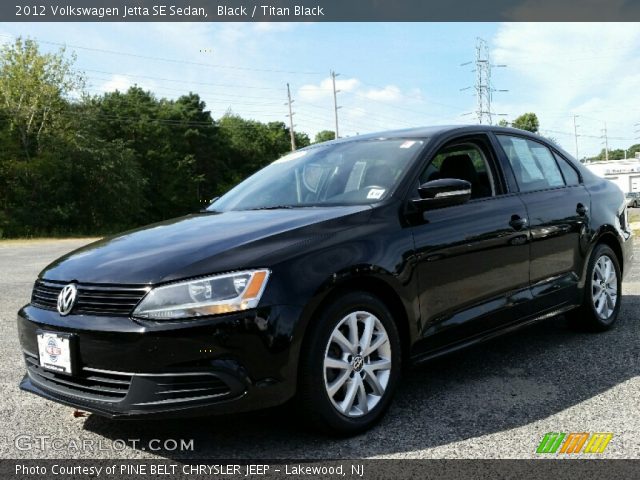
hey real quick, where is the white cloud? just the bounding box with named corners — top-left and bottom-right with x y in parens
top-left (294, 75), bottom-right (458, 137)
top-left (99, 74), bottom-right (133, 92)
top-left (492, 23), bottom-right (640, 157)
top-left (96, 74), bottom-right (158, 94)
top-left (297, 77), bottom-right (360, 102)
top-left (362, 85), bottom-right (403, 102)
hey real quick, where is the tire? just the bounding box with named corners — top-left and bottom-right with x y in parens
top-left (568, 244), bottom-right (622, 332)
top-left (298, 291), bottom-right (402, 435)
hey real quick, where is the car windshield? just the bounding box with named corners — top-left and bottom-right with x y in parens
top-left (209, 138), bottom-right (426, 211)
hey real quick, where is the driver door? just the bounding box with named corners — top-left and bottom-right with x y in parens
top-left (410, 135), bottom-right (532, 354)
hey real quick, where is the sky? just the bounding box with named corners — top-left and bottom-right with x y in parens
top-left (0, 21), bottom-right (638, 158)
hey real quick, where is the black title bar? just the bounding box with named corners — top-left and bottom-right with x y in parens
top-left (6, 0), bottom-right (640, 22)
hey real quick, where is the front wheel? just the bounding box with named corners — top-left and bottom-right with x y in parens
top-left (298, 292), bottom-right (401, 435)
top-left (568, 244), bottom-right (622, 332)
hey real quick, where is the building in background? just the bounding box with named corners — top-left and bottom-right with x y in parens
top-left (584, 159), bottom-right (640, 194)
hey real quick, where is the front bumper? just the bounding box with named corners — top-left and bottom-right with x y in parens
top-left (17, 304), bottom-right (304, 418)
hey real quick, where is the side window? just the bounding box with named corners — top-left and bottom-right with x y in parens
top-left (554, 152), bottom-right (580, 186)
top-left (419, 142), bottom-right (494, 199)
top-left (497, 135), bottom-right (565, 192)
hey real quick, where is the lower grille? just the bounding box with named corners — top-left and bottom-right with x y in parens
top-left (24, 354), bottom-right (234, 406)
top-left (31, 279), bottom-right (148, 316)
top-left (153, 374), bottom-right (231, 403)
top-left (25, 354), bottom-right (132, 402)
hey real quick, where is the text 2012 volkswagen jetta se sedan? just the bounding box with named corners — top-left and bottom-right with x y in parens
top-left (18, 126), bottom-right (633, 434)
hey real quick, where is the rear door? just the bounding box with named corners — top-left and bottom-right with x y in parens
top-left (494, 134), bottom-right (591, 310)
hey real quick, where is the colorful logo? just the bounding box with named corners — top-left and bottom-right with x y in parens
top-left (536, 432), bottom-right (613, 454)
top-left (45, 337), bottom-right (61, 362)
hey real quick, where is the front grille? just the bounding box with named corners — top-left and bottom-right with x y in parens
top-left (25, 354), bottom-right (132, 402)
top-left (31, 279), bottom-right (148, 316)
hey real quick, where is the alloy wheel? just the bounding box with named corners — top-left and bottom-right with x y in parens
top-left (323, 311), bottom-right (392, 417)
top-left (591, 255), bottom-right (618, 320)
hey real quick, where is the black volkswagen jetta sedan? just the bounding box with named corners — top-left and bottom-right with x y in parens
top-left (18, 125), bottom-right (633, 434)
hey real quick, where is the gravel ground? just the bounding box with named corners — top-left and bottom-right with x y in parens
top-left (0, 237), bottom-right (638, 460)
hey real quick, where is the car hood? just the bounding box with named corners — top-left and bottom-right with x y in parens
top-left (41, 206), bottom-right (372, 285)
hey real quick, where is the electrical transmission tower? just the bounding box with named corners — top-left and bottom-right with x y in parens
top-left (461, 38), bottom-right (507, 125)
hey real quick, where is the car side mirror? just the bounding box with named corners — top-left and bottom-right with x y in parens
top-left (412, 178), bottom-right (472, 211)
top-left (200, 197), bottom-right (220, 213)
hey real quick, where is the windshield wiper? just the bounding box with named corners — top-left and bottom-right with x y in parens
top-left (248, 205), bottom-right (297, 210)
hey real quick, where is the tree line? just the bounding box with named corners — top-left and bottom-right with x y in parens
top-left (0, 38), bottom-right (340, 238)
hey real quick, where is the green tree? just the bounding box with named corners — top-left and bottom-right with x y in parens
top-left (626, 144), bottom-right (640, 158)
top-left (512, 113), bottom-right (540, 133)
top-left (80, 87), bottom-right (210, 221)
top-left (0, 37), bottom-right (84, 158)
top-left (497, 119), bottom-right (510, 127)
top-left (0, 38), bottom-right (322, 238)
top-left (314, 130), bottom-right (336, 143)
top-left (218, 114), bottom-right (307, 183)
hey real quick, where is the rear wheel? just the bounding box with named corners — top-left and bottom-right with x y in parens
top-left (568, 244), bottom-right (622, 332)
top-left (298, 291), bottom-right (401, 435)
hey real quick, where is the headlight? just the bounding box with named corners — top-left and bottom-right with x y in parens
top-left (133, 269), bottom-right (270, 320)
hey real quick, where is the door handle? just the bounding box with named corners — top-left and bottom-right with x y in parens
top-left (509, 215), bottom-right (528, 231)
top-left (576, 203), bottom-right (589, 216)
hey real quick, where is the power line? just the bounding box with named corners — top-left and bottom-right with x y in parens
top-left (350, 79), bottom-right (466, 112)
top-left (83, 69), bottom-right (285, 91)
top-left (0, 33), bottom-right (323, 76)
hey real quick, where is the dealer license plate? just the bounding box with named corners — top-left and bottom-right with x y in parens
top-left (37, 331), bottom-right (73, 375)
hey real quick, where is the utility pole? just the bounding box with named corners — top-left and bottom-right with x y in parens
top-left (573, 115), bottom-right (580, 161)
top-left (461, 38), bottom-right (507, 125)
top-left (286, 83), bottom-right (296, 151)
top-left (602, 121), bottom-right (609, 162)
top-left (330, 70), bottom-right (341, 138)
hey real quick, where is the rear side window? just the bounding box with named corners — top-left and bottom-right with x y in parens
top-left (554, 152), bottom-right (580, 186)
top-left (497, 135), bottom-right (565, 192)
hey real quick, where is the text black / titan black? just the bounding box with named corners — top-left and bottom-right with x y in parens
top-left (17, 125), bottom-right (634, 434)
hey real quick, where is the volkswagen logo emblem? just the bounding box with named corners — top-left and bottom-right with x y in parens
top-left (352, 355), bottom-right (364, 372)
top-left (57, 284), bottom-right (77, 316)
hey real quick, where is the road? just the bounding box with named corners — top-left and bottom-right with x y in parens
top-left (0, 238), bottom-right (638, 459)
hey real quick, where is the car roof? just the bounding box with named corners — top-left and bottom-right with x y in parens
top-left (308, 124), bottom-right (580, 164)
top-left (319, 124), bottom-right (549, 144)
